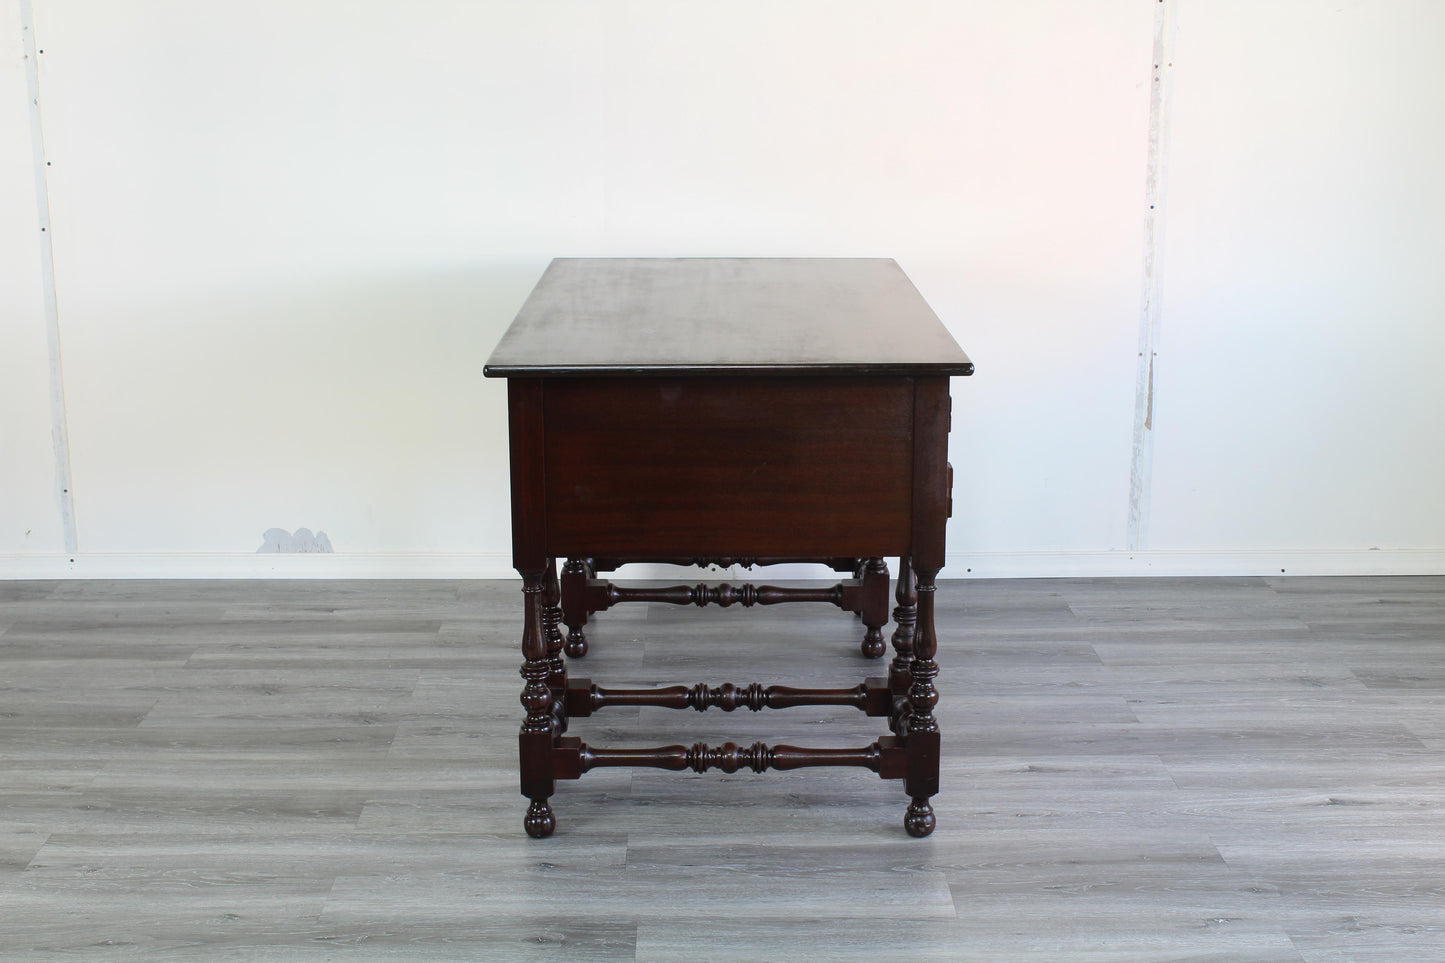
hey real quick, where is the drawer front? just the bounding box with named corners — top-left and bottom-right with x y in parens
top-left (542, 376), bottom-right (914, 558)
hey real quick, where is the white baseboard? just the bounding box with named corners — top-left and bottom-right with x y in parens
top-left (2, 550), bottom-right (1443, 580)
top-left (0, 553), bottom-right (516, 580)
top-left (940, 549), bottom-right (1445, 578)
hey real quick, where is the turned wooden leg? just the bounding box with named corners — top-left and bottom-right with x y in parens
top-left (890, 556), bottom-right (917, 685)
top-left (544, 559), bottom-right (565, 675)
top-left (859, 557), bottom-right (890, 658)
top-left (904, 563), bottom-right (940, 838)
top-left (518, 569), bottom-right (557, 838)
top-left (560, 558), bottom-right (590, 657)
top-left (888, 555), bottom-right (918, 734)
top-left (543, 558), bottom-right (568, 734)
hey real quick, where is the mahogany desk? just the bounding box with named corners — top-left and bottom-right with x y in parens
top-left (484, 258), bottom-right (973, 838)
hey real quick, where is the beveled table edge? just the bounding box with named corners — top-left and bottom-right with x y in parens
top-left (482, 361), bottom-right (975, 378)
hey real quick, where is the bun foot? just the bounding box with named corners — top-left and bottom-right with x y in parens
top-left (861, 627), bottom-right (886, 659)
top-left (524, 799), bottom-right (555, 838)
top-left (904, 798), bottom-right (936, 838)
top-left (564, 627), bottom-right (588, 658)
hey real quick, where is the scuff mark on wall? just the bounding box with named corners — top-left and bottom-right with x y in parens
top-left (1144, 356), bottom-right (1155, 432)
top-left (257, 528), bottom-right (334, 553)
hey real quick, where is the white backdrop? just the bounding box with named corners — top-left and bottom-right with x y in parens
top-left (3, 0), bottom-right (1443, 578)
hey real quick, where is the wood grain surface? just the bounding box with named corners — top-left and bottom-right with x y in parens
top-left (3, 576), bottom-right (1444, 961)
top-left (483, 258), bottom-right (974, 378)
top-left (542, 377), bottom-right (914, 558)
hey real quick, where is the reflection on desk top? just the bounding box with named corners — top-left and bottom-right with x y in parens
top-left (483, 258), bottom-right (974, 378)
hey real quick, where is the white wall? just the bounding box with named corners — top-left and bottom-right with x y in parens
top-left (1149, 0), bottom-right (1445, 560)
top-left (2, 0), bottom-right (1442, 579)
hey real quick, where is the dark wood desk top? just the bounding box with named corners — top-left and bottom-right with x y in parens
top-left (484, 258), bottom-right (973, 378)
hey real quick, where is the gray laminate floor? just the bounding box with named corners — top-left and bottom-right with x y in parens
top-left (2, 576), bottom-right (1444, 961)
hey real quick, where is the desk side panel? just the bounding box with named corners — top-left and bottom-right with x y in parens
top-left (542, 377), bottom-right (913, 558)
top-left (910, 376), bottom-right (952, 573)
top-left (508, 378), bottom-right (548, 573)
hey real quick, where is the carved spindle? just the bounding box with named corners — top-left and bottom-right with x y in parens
top-left (598, 581), bottom-right (845, 610)
top-left (689, 681), bottom-right (767, 711)
top-left (541, 560), bottom-right (568, 734)
top-left (561, 558), bottom-right (589, 657)
top-left (684, 557), bottom-right (760, 568)
top-left (907, 590), bottom-right (940, 735)
top-left (890, 555), bottom-right (917, 690)
top-left (688, 740), bottom-right (766, 773)
top-left (592, 557), bottom-right (859, 573)
top-left (519, 575), bottom-right (554, 735)
top-left (576, 740), bottom-right (883, 774)
top-left (543, 558), bottom-right (565, 677)
top-left (520, 658), bottom-right (554, 733)
top-left (904, 564), bottom-right (941, 838)
top-left (714, 582), bottom-right (753, 607)
top-left (580, 681), bottom-right (871, 713)
top-left (517, 570), bottom-right (556, 838)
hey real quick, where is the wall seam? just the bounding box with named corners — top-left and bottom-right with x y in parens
top-left (1127, 0), bottom-right (1178, 552)
top-left (18, 0), bottom-right (76, 556)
